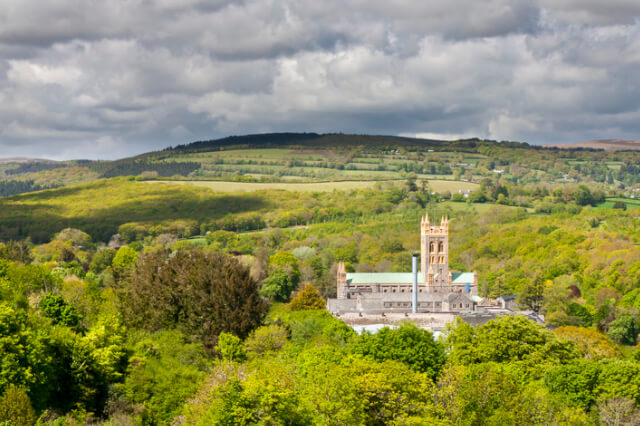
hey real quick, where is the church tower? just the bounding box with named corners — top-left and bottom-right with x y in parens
top-left (421, 214), bottom-right (449, 286)
top-left (336, 262), bottom-right (347, 299)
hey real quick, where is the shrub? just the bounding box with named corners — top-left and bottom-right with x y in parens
top-left (216, 333), bottom-right (247, 362)
top-left (244, 325), bottom-right (289, 355)
top-left (289, 284), bottom-right (326, 311)
top-left (0, 386), bottom-right (36, 426)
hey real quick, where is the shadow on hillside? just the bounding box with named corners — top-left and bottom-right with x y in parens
top-left (0, 193), bottom-right (270, 243)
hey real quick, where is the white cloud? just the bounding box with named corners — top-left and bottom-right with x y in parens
top-left (0, 0), bottom-right (639, 158)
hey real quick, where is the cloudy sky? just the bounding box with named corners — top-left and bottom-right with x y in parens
top-left (1, 0), bottom-right (639, 159)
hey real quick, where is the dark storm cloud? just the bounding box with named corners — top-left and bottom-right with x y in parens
top-left (0, 0), bottom-right (639, 159)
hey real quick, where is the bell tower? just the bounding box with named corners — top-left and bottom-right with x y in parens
top-left (421, 214), bottom-right (449, 286)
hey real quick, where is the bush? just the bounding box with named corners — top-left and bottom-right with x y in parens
top-left (613, 201), bottom-right (627, 210)
top-left (289, 284), bottom-right (326, 310)
top-left (0, 386), bottom-right (36, 426)
top-left (244, 325), bottom-right (289, 355)
top-left (216, 333), bottom-right (247, 362)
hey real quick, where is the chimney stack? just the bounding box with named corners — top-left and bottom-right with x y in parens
top-left (412, 254), bottom-right (419, 313)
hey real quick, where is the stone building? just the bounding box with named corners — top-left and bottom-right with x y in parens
top-left (327, 214), bottom-right (478, 314)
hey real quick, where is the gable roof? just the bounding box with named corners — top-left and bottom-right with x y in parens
top-left (451, 272), bottom-right (475, 284)
top-left (346, 273), bottom-right (422, 284)
top-left (346, 271), bottom-right (475, 285)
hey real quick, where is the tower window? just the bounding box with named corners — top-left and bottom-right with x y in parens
top-left (438, 242), bottom-right (444, 252)
top-left (429, 242), bottom-right (434, 252)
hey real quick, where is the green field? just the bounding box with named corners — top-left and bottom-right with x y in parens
top-left (149, 179), bottom-right (479, 193)
top-left (174, 148), bottom-right (332, 162)
top-left (594, 197), bottom-right (640, 210)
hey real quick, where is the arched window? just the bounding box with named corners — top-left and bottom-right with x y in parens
top-left (438, 242), bottom-right (444, 252)
top-left (429, 242), bottom-right (434, 252)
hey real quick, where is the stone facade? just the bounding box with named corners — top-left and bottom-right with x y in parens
top-left (327, 214), bottom-right (478, 314)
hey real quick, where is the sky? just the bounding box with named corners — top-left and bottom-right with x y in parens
top-left (0, 0), bottom-right (639, 160)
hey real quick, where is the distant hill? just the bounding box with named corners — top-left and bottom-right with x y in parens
top-left (166, 132), bottom-right (452, 154)
top-left (0, 157), bottom-right (56, 164)
top-left (544, 139), bottom-right (640, 151)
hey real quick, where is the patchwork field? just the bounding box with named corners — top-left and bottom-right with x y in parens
top-left (148, 179), bottom-right (479, 193)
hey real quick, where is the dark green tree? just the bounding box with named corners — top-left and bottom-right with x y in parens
top-left (123, 249), bottom-right (268, 352)
top-left (607, 313), bottom-right (637, 345)
top-left (40, 293), bottom-right (81, 327)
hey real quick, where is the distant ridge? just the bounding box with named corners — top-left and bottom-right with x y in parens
top-left (165, 132), bottom-right (523, 155)
top-left (0, 157), bottom-right (56, 164)
top-left (544, 139), bottom-right (640, 151)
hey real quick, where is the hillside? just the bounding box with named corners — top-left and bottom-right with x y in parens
top-left (3, 136), bottom-right (640, 424)
top-left (545, 139), bottom-right (640, 151)
top-left (2, 133), bottom-right (640, 198)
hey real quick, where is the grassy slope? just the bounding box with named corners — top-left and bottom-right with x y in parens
top-left (0, 177), bottom-right (271, 242)
top-left (148, 179), bottom-right (478, 193)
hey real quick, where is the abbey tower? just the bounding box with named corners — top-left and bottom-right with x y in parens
top-left (421, 214), bottom-right (450, 286)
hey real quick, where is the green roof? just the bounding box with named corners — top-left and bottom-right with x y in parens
top-left (346, 271), bottom-right (475, 285)
top-left (346, 273), bottom-right (422, 284)
top-left (452, 272), bottom-right (475, 284)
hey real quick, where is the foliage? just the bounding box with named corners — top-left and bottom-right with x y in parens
top-left (259, 251), bottom-right (301, 302)
top-left (244, 325), bottom-right (289, 355)
top-left (0, 303), bottom-right (49, 402)
top-left (607, 313), bottom-right (638, 345)
top-left (54, 228), bottom-right (92, 247)
top-left (182, 348), bottom-right (434, 425)
top-left (259, 270), bottom-right (296, 302)
top-left (122, 249), bottom-right (267, 352)
top-left (39, 293), bottom-right (81, 327)
top-left (545, 360), bottom-right (601, 410)
top-left (0, 386), bottom-right (36, 426)
top-left (215, 333), bottom-right (246, 362)
top-left (267, 304), bottom-right (356, 347)
top-left (112, 330), bottom-right (210, 424)
top-left (89, 248), bottom-right (116, 273)
top-left (111, 246), bottom-right (137, 270)
top-left (598, 397), bottom-right (640, 425)
top-left (350, 323), bottom-right (446, 380)
top-left (289, 283), bottom-right (326, 310)
top-left (0, 241), bottom-right (33, 264)
top-left (553, 326), bottom-right (620, 361)
top-left (0, 179), bottom-right (58, 197)
top-left (446, 315), bottom-right (578, 368)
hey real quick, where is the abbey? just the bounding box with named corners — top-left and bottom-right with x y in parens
top-left (327, 214), bottom-right (478, 314)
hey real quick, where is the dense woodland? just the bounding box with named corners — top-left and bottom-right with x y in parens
top-left (0, 180), bottom-right (59, 197)
top-left (3, 137), bottom-right (640, 424)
